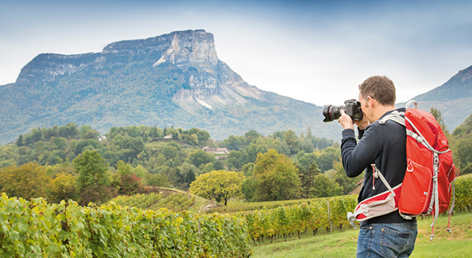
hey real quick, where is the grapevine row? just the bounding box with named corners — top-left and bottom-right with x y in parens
top-left (238, 195), bottom-right (358, 244)
top-left (0, 194), bottom-right (251, 257)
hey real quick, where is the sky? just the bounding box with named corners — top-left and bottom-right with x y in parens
top-left (1, 0), bottom-right (472, 106)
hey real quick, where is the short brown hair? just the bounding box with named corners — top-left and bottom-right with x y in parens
top-left (358, 75), bottom-right (396, 106)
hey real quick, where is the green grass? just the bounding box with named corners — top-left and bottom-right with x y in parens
top-left (252, 212), bottom-right (472, 258)
top-left (457, 173), bottom-right (472, 179)
top-left (154, 187), bottom-right (213, 213)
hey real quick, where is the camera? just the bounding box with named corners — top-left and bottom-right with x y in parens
top-left (322, 99), bottom-right (363, 122)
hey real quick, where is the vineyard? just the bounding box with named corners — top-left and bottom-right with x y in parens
top-left (107, 190), bottom-right (197, 212)
top-left (237, 195), bottom-right (358, 245)
top-left (209, 197), bottom-right (339, 214)
top-left (1, 177), bottom-right (471, 256)
top-left (0, 193), bottom-right (251, 257)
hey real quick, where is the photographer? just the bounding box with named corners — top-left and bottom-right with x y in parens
top-left (337, 76), bottom-right (418, 257)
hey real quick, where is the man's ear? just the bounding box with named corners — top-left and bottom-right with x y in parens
top-left (367, 96), bottom-right (375, 107)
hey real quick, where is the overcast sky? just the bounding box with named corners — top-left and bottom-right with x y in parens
top-left (1, 0), bottom-right (472, 106)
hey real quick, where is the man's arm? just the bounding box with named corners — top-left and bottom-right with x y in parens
top-left (341, 125), bottom-right (381, 177)
top-left (338, 110), bottom-right (380, 178)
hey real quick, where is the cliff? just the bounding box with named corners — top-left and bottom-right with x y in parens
top-left (0, 30), bottom-right (339, 144)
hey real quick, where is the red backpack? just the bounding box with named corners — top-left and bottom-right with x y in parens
top-left (350, 101), bottom-right (459, 240)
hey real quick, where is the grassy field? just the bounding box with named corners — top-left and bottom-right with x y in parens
top-left (154, 187), bottom-right (214, 213)
top-left (457, 173), bottom-right (472, 179)
top-left (252, 212), bottom-right (472, 258)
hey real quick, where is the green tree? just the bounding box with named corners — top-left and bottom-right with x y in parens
top-left (223, 135), bottom-right (244, 151)
top-left (242, 163), bottom-right (255, 177)
top-left (310, 174), bottom-right (343, 198)
top-left (116, 160), bottom-right (133, 176)
top-left (430, 107), bottom-right (450, 135)
top-left (253, 149), bottom-right (301, 201)
top-left (143, 173), bottom-right (169, 187)
top-left (241, 176), bottom-right (257, 202)
top-left (245, 129), bottom-right (261, 144)
top-left (213, 160), bottom-right (225, 170)
top-left (299, 162), bottom-right (320, 198)
top-left (188, 150), bottom-right (215, 168)
top-left (317, 147), bottom-right (341, 172)
top-left (73, 150), bottom-right (110, 192)
top-left (190, 170), bottom-right (244, 206)
top-left (227, 150), bottom-right (247, 170)
top-left (306, 127), bottom-right (313, 138)
top-left (284, 130), bottom-right (299, 154)
top-left (452, 113), bottom-right (472, 174)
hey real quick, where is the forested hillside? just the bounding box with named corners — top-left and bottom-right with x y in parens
top-left (0, 122), bottom-right (345, 206)
top-left (1, 106), bottom-right (471, 207)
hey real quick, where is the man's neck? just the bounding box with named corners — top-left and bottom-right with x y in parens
top-left (372, 105), bottom-right (396, 122)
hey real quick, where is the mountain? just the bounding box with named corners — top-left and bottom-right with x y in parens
top-left (0, 30), bottom-right (339, 144)
top-left (405, 65), bottom-right (472, 131)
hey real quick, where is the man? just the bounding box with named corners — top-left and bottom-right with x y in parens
top-left (338, 75), bottom-right (418, 257)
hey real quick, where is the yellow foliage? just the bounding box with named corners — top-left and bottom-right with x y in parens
top-left (49, 172), bottom-right (77, 203)
top-left (189, 170), bottom-right (244, 206)
top-left (0, 162), bottom-right (51, 199)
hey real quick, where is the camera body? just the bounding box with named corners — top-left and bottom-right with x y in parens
top-left (323, 99), bottom-right (363, 122)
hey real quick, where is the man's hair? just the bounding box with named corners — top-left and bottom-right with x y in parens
top-left (358, 75), bottom-right (396, 106)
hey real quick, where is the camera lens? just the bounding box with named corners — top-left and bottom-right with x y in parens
top-left (323, 105), bottom-right (344, 122)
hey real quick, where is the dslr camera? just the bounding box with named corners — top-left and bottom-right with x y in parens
top-left (323, 99), bottom-right (363, 122)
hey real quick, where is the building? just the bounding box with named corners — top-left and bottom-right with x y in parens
top-left (202, 146), bottom-right (230, 154)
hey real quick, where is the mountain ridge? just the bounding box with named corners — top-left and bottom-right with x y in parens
top-left (404, 65), bottom-right (472, 130)
top-left (0, 30), bottom-right (339, 144)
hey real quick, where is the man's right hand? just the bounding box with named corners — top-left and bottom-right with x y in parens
top-left (354, 112), bottom-right (369, 130)
top-left (338, 109), bottom-right (354, 130)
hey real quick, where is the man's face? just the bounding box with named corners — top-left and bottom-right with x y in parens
top-left (358, 91), bottom-right (372, 122)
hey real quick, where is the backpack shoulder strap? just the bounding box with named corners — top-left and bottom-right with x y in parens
top-left (379, 110), bottom-right (405, 126)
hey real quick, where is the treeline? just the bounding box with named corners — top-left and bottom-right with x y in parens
top-left (0, 123), bottom-right (342, 206)
top-left (2, 106), bottom-right (468, 207)
top-left (443, 111), bottom-right (472, 175)
top-left (3, 123), bottom-right (210, 168)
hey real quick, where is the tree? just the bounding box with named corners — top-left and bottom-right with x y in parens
top-left (245, 130), bottom-right (261, 144)
top-left (310, 174), bottom-right (343, 198)
top-left (144, 173), bottom-right (169, 187)
top-left (253, 149), bottom-right (301, 201)
top-left (241, 176), bottom-right (257, 202)
top-left (190, 170), bottom-right (244, 206)
top-left (299, 162), bottom-right (320, 198)
top-left (116, 160), bottom-right (133, 176)
top-left (306, 127), bottom-right (313, 138)
top-left (242, 163), bottom-right (255, 177)
top-left (48, 172), bottom-right (77, 203)
top-left (227, 150), bottom-right (247, 170)
top-left (16, 134), bottom-right (24, 147)
top-left (223, 135), bottom-right (244, 151)
top-left (284, 130), bottom-right (299, 154)
top-left (118, 173), bottom-right (144, 195)
top-left (0, 162), bottom-right (51, 199)
top-left (188, 150), bottom-right (215, 168)
top-left (430, 107), bottom-right (449, 135)
top-left (317, 147), bottom-right (341, 172)
top-left (73, 150), bottom-right (110, 193)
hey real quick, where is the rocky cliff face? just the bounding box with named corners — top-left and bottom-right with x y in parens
top-left (0, 30), bottom-right (338, 144)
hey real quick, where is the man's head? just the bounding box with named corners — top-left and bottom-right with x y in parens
top-left (358, 76), bottom-right (396, 123)
top-left (358, 75), bottom-right (396, 106)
